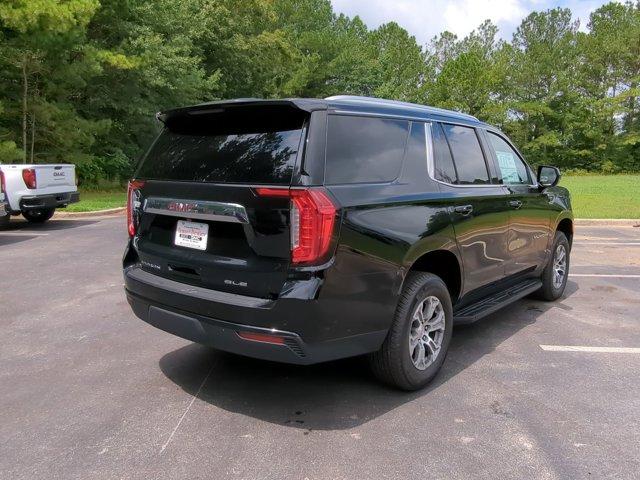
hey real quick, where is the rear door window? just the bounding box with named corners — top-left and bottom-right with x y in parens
top-left (325, 115), bottom-right (409, 184)
top-left (432, 123), bottom-right (458, 184)
top-left (441, 124), bottom-right (490, 185)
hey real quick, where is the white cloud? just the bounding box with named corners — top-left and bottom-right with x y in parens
top-left (442, 0), bottom-right (527, 37)
top-left (330, 0), bottom-right (615, 45)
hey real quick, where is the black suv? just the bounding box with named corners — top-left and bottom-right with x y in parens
top-left (123, 96), bottom-right (572, 390)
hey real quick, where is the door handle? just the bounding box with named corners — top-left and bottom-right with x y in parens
top-left (454, 205), bottom-right (473, 215)
top-left (509, 200), bottom-right (523, 209)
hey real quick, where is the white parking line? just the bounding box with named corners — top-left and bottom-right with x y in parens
top-left (160, 361), bottom-right (215, 454)
top-left (540, 345), bottom-right (640, 354)
top-left (0, 232), bottom-right (49, 236)
top-left (569, 274), bottom-right (640, 278)
top-left (574, 242), bottom-right (640, 246)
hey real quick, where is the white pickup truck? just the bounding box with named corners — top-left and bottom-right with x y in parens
top-left (0, 171), bottom-right (9, 227)
top-left (0, 164), bottom-right (79, 226)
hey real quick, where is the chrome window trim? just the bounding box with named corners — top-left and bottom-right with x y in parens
top-left (424, 122), bottom-right (504, 189)
top-left (143, 197), bottom-right (250, 224)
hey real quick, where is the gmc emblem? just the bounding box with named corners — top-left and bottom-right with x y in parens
top-left (167, 202), bottom-right (198, 213)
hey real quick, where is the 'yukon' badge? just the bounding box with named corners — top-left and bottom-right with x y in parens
top-left (224, 279), bottom-right (248, 287)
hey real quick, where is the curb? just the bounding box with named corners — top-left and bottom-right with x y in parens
top-left (575, 219), bottom-right (639, 227)
top-left (55, 207), bottom-right (125, 218)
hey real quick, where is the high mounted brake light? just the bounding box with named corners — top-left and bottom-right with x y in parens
top-left (127, 180), bottom-right (145, 237)
top-left (256, 187), bottom-right (337, 265)
top-left (22, 168), bottom-right (36, 189)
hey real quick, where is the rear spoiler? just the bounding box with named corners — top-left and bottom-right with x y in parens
top-left (156, 98), bottom-right (328, 127)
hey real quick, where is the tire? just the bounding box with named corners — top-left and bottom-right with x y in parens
top-left (369, 272), bottom-right (453, 391)
top-left (22, 208), bottom-right (55, 223)
top-left (534, 231), bottom-right (570, 301)
top-left (0, 214), bottom-right (9, 229)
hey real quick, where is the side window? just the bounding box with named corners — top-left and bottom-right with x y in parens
top-left (441, 124), bottom-right (490, 185)
top-left (487, 132), bottom-right (530, 185)
top-left (403, 121), bottom-right (427, 175)
top-left (432, 123), bottom-right (457, 184)
top-left (325, 115), bottom-right (409, 184)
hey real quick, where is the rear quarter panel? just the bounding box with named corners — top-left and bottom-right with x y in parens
top-left (323, 182), bottom-right (460, 336)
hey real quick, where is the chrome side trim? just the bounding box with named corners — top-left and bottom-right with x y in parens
top-left (425, 122), bottom-right (435, 178)
top-left (143, 197), bottom-right (249, 224)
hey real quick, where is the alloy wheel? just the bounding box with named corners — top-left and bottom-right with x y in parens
top-left (552, 244), bottom-right (567, 290)
top-left (409, 296), bottom-right (446, 370)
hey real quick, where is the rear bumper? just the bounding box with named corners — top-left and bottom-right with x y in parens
top-left (124, 266), bottom-right (387, 365)
top-left (20, 192), bottom-right (79, 210)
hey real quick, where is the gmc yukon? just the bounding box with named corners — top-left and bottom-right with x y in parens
top-left (123, 96), bottom-right (573, 390)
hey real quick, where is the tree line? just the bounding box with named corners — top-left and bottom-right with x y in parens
top-left (0, 0), bottom-right (638, 185)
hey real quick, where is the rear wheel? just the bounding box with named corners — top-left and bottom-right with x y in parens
top-left (22, 208), bottom-right (55, 223)
top-left (0, 214), bottom-right (9, 229)
top-left (369, 272), bottom-right (453, 391)
top-left (534, 231), bottom-right (570, 301)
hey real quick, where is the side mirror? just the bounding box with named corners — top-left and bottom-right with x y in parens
top-left (537, 165), bottom-right (561, 188)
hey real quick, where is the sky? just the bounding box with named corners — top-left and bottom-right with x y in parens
top-left (330, 0), bottom-right (616, 45)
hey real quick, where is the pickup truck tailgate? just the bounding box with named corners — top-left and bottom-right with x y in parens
top-left (35, 165), bottom-right (76, 189)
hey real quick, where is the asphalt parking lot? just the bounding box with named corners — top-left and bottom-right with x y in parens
top-left (1, 215), bottom-right (639, 480)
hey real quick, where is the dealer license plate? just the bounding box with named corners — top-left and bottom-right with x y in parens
top-left (174, 220), bottom-right (209, 251)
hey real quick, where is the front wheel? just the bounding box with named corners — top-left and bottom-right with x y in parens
top-left (369, 272), bottom-right (453, 391)
top-left (534, 231), bottom-right (570, 301)
top-left (22, 208), bottom-right (55, 223)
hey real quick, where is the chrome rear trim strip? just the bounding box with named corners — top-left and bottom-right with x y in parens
top-left (143, 197), bottom-right (249, 224)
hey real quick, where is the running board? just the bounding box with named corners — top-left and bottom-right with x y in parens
top-left (453, 278), bottom-right (542, 324)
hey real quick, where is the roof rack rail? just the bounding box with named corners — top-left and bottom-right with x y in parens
top-left (324, 95), bottom-right (479, 122)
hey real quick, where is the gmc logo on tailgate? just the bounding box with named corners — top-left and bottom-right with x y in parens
top-left (167, 202), bottom-right (198, 213)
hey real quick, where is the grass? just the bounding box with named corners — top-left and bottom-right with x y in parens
top-left (63, 175), bottom-right (640, 218)
top-left (65, 189), bottom-right (126, 212)
top-left (559, 175), bottom-right (640, 219)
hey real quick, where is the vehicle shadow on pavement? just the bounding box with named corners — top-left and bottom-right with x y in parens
top-left (0, 234), bottom-right (44, 246)
top-left (3, 218), bottom-right (99, 231)
top-left (159, 281), bottom-right (579, 431)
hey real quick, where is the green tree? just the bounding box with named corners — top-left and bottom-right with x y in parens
top-left (0, 0), bottom-right (100, 164)
top-left (578, 2), bottom-right (640, 172)
top-left (426, 21), bottom-right (508, 124)
top-left (503, 8), bottom-right (580, 169)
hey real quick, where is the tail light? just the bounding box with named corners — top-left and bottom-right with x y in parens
top-left (256, 187), bottom-right (337, 265)
top-left (22, 168), bottom-right (37, 189)
top-left (127, 180), bottom-right (145, 237)
top-left (0, 170), bottom-right (5, 193)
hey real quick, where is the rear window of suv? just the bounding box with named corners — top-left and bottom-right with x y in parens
top-left (136, 106), bottom-right (305, 184)
top-left (325, 115), bottom-right (409, 184)
top-left (440, 124), bottom-right (490, 185)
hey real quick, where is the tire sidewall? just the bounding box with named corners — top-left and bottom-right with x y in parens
top-left (547, 232), bottom-right (570, 299)
top-left (23, 208), bottom-right (55, 223)
top-left (398, 277), bottom-right (453, 388)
